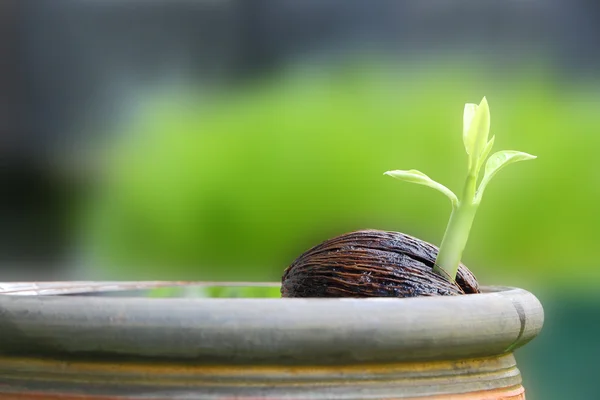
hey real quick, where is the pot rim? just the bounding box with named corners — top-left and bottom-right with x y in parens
top-left (0, 285), bottom-right (543, 364)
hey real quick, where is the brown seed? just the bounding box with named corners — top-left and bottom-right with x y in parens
top-left (281, 229), bottom-right (479, 298)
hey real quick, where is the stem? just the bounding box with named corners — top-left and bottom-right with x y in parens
top-left (433, 172), bottom-right (479, 281)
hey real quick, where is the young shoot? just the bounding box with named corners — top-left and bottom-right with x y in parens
top-left (384, 97), bottom-right (536, 281)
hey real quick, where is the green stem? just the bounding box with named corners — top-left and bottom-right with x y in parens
top-left (433, 173), bottom-right (479, 281)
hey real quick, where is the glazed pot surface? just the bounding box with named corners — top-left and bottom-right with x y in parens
top-left (0, 353), bottom-right (526, 399)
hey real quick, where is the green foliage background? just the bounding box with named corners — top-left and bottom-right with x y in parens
top-left (82, 61), bottom-right (600, 291)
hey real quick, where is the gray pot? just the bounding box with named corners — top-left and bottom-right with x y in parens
top-left (0, 283), bottom-right (543, 399)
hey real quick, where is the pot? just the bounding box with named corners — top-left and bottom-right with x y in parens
top-left (0, 283), bottom-right (543, 399)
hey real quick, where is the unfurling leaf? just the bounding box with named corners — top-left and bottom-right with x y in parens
top-left (463, 103), bottom-right (477, 147)
top-left (475, 135), bottom-right (495, 175)
top-left (474, 150), bottom-right (537, 204)
top-left (384, 169), bottom-right (458, 208)
top-left (463, 97), bottom-right (490, 171)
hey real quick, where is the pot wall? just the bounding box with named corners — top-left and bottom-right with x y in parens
top-left (0, 353), bottom-right (525, 399)
top-left (0, 285), bottom-right (543, 399)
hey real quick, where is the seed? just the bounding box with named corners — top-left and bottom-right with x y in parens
top-left (281, 229), bottom-right (479, 298)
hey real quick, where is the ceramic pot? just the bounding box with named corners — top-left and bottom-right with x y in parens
top-left (0, 284), bottom-right (543, 399)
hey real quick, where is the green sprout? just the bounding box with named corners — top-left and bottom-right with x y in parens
top-left (384, 97), bottom-right (536, 281)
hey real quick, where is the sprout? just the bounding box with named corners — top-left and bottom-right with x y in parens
top-left (384, 97), bottom-right (536, 281)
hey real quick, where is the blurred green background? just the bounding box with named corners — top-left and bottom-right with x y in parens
top-left (82, 61), bottom-right (598, 292)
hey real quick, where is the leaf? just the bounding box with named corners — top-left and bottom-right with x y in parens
top-left (475, 135), bottom-right (495, 175)
top-left (463, 97), bottom-right (491, 170)
top-left (474, 150), bottom-right (537, 204)
top-left (384, 169), bottom-right (458, 208)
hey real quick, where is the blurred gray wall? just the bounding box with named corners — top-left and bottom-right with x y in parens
top-left (9, 0), bottom-right (582, 161)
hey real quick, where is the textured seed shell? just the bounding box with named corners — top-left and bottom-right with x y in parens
top-left (281, 229), bottom-right (480, 298)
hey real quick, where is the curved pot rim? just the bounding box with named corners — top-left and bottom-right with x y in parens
top-left (0, 285), bottom-right (543, 364)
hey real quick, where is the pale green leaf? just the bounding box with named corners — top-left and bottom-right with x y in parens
top-left (474, 150), bottom-right (537, 204)
top-left (384, 169), bottom-right (458, 208)
top-left (475, 135), bottom-right (495, 175)
top-left (463, 97), bottom-right (490, 170)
